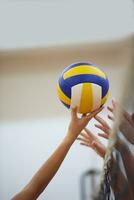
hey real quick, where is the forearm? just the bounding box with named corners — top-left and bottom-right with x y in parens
top-left (12, 106), bottom-right (100, 200)
top-left (12, 134), bottom-right (74, 200)
top-left (119, 118), bottom-right (134, 144)
top-left (27, 135), bottom-right (74, 194)
top-left (115, 138), bottom-right (134, 174)
top-left (109, 157), bottom-right (133, 200)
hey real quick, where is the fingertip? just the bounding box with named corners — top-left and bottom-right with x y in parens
top-left (80, 142), bottom-right (85, 146)
top-left (108, 114), bottom-right (114, 121)
top-left (95, 124), bottom-right (101, 128)
top-left (92, 140), bottom-right (96, 145)
top-left (107, 106), bottom-right (111, 110)
top-left (95, 115), bottom-right (101, 121)
top-left (112, 98), bottom-right (116, 103)
top-left (98, 133), bottom-right (104, 138)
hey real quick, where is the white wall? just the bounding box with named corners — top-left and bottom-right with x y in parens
top-left (0, 0), bottom-right (133, 49)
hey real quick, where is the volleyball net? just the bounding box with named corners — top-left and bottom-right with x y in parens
top-left (98, 42), bottom-right (134, 200)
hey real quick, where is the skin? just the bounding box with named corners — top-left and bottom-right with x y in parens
top-left (77, 127), bottom-right (106, 158)
top-left (78, 99), bottom-right (134, 199)
top-left (12, 106), bottom-right (103, 200)
top-left (78, 126), bottom-right (133, 200)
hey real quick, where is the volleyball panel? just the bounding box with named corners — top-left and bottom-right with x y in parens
top-left (63, 65), bottom-right (106, 80)
top-left (79, 83), bottom-right (93, 113)
top-left (63, 74), bottom-right (109, 98)
top-left (57, 83), bottom-right (71, 107)
top-left (70, 83), bottom-right (102, 114)
top-left (91, 83), bottom-right (102, 110)
top-left (101, 90), bottom-right (109, 106)
top-left (70, 83), bottom-right (83, 109)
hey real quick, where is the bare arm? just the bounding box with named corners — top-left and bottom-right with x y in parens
top-left (12, 107), bottom-right (103, 200)
top-left (12, 136), bottom-right (76, 200)
top-left (78, 126), bottom-right (133, 199)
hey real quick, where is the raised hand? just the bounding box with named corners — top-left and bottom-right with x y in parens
top-left (107, 98), bottom-right (117, 121)
top-left (107, 99), bottom-right (134, 143)
top-left (67, 106), bottom-right (103, 141)
top-left (107, 99), bottom-right (134, 126)
top-left (95, 115), bottom-right (111, 139)
top-left (77, 128), bottom-right (106, 158)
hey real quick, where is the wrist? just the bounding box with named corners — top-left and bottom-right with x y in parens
top-left (64, 133), bottom-right (76, 146)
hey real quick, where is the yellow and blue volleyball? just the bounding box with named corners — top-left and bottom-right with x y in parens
top-left (57, 62), bottom-right (109, 114)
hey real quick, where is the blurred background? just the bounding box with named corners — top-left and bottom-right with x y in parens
top-left (0, 1), bottom-right (133, 200)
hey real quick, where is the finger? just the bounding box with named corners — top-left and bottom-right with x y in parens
top-left (123, 110), bottom-right (133, 125)
top-left (80, 142), bottom-right (92, 148)
top-left (95, 115), bottom-right (110, 129)
top-left (82, 113), bottom-right (87, 117)
top-left (95, 124), bottom-right (105, 131)
top-left (112, 98), bottom-right (117, 109)
top-left (98, 133), bottom-right (109, 139)
top-left (80, 132), bottom-right (90, 139)
top-left (86, 106), bottom-right (104, 119)
top-left (107, 106), bottom-right (114, 113)
top-left (92, 141), bottom-right (106, 158)
top-left (78, 133), bottom-right (89, 141)
top-left (77, 137), bottom-right (89, 143)
top-left (108, 114), bottom-right (114, 121)
top-left (80, 107), bottom-right (104, 127)
top-left (84, 127), bottom-right (98, 140)
top-left (95, 124), bottom-right (110, 133)
top-left (71, 106), bottom-right (77, 119)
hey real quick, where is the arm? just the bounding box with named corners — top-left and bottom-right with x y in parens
top-left (12, 107), bottom-right (103, 200)
top-left (12, 137), bottom-right (76, 200)
top-left (115, 138), bottom-right (134, 195)
top-left (93, 109), bottom-right (134, 199)
top-left (107, 99), bottom-right (134, 144)
top-left (78, 124), bottom-right (133, 199)
top-left (109, 155), bottom-right (133, 200)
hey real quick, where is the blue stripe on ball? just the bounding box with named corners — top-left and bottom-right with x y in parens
top-left (64, 74), bottom-right (109, 98)
top-left (62, 62), bottom-right (95, 74)
top-left (58, 78), bottom-right (71, 98)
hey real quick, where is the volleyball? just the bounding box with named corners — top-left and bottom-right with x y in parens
top-left (57, 62), bottom-right (109, 114)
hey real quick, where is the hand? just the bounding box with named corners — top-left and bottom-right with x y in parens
top-left (77, 128), bottom-right (106, 158)
top-left (95, 115), bottom-right (111, 139)
top-left (94, 99), bottom-right (117, 140)
top-left (107, 99), bottom-right (134, 127)
top-left (107, 98), bottom-right (117, 121)
top-left (107, 99), bottom-right (134, 143)
top-left (67, 106), bottom-right (103, 141)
